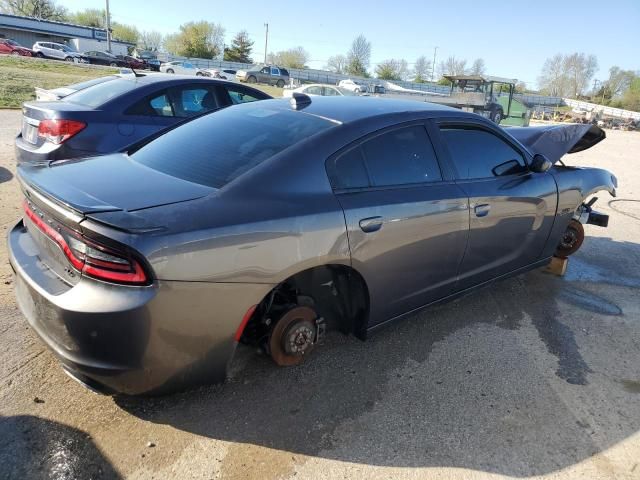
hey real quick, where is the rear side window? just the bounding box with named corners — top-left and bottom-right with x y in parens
top-left (227, 86), bottom-right (266, 105)
top-left (64, 78), bottom-right (137, 107)
top-left (329, 125), bottom-right (442, 189)
top-left (363, 125), bottom-right (442, 187)
top-left (440, 127), bottom-right (526, 179)
top-left (132, 105), bottom-right (336, 188)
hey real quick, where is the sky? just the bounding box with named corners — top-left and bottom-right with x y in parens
top-left (58, 0), bottom-right (640, 89)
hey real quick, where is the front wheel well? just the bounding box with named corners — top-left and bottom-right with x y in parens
top-left (240, 264), bottom-right (370, 347)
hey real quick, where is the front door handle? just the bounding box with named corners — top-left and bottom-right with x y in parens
top-left (359, 216), bottom-right (383, 233)
top-left (474, 204), bottom-right (491, 217)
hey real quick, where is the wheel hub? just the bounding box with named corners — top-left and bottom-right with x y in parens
top-left (268, 306), bottom-right (318, 366)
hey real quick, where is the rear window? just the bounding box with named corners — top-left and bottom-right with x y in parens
top-left (65, 75), bottom-right (117, 92)
top-left (131, 104), bottom-right (336, 188)
top-left (64, 78), bottom-right (138, 107)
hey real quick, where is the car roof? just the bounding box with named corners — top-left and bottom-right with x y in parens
top-left (265, 96), bottom-right (464, 124)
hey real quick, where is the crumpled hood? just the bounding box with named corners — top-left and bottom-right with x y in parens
top-left (508, 124), bottom-right (606, 164)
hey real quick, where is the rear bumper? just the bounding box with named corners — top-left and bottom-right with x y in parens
top-left (15, 133), bottom-right (93, 165)
top-left (8, 220), bottom-right (273, 395)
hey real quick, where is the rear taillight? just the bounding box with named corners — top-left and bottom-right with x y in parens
top-left (38, 119), bottom-right (86, 144)
top-left (23, 200), bottom-right (148, 285)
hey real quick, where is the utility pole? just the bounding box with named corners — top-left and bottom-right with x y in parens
top-left (431, 46), bottom-right (438, 82)
top-left (263, 23), bottom-right (269, 64)
top-left (105, 0), bottom-right (111, 53)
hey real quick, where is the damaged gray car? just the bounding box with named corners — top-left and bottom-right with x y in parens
top-left (8, 96), bottom-right (616, 395)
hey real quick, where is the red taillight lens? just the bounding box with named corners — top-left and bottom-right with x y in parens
top-left (23, 200), bottom-right (148, 285)
top-left (38, 119), bottom-right (86, 144)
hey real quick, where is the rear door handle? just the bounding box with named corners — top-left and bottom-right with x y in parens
top-left (474, 204), bottom-right (491, 217)
top-left (359, 216), bottom-right (383, 233)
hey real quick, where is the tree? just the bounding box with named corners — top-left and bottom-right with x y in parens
top-left (564, 53), bottom-right (597, 97)
top-left (224, 30), bottom-right (253, 63)
top-left (375, 58), bottom-right (409, 81)
top-left (621, 76), bottom-right (640, 112)
top-left (0, 0), bottom-right (67, 20)
top-left (412, 55), bottom-right (431, 83)
top-left (604, 66), bottom-right (635, 98)
top-left (112, 23), bottom-right (139, 44)
top-left (538, 53), bottom-right (568, 96)
top-left (438, 56), bottom-right (467, 77)
top-left (268, 46), bottom-right (308, 69)
top-left (138, 30), bottom-right (163, 51)
top-left (538, 52), bottom-right (598, 98)
top-left (346, 34), bottom-right (371, 76)
top-left (164, 21), bottom-right (225, 59)
top-left (326, 54), bottom-right (347, 74)
top-left (68, 8), bottom-right (105, 27)
top-left (469, 58), bottom-right (486, 76)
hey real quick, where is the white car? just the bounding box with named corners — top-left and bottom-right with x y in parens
top-left (160, 61), bottom-right (210, 77)
top-left (338, 79), bottom-right (368, 93)
top-left (282, 84), bottom-right (358, 98)
top-left (32, 42), bottom-right (87, 63)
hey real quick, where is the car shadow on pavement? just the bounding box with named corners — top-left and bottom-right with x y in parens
top-left (115, 237), bottom-right (640, 477)
top-left (0, 166), bottom-right (13, 184)
top-left (0, 415), bottom-right (123, 479)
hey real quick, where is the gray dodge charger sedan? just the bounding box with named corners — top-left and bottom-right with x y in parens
top-left (8, 96), bottom-right (616, 395)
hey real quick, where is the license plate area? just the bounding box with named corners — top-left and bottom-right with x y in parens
top-left (22, 118), bottom-right (39, 145)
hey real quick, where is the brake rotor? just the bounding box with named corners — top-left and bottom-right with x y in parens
top-left (269, 306), bottom-right (317, 367)
top-left (555, 219), bottom-right (585, 258)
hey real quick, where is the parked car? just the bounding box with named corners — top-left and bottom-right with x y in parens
top-left (15, 75), bottom-right (271, 164)
top-left (0, 38), bottom-right (32, 57)
top-left (283, 83), bottom-right (357, 98)
top-left (32, 42), bottom-right (87, 62)
top-left (236, 64), bottom-right (290, 87)
top-left (116, 54), bottom-right (145, 69)
top-left (8, 96), bottom-right (615, 395)
top-left (338, 79), bottom-right (368, 93)
top-left (34, 75), bottom-right (120, 101)
top-left (160, 61), bottom-right (210, 76)
top-left (207, 69), bottom-right (229, 79)
top-left (136, 51), bottom-right (161, 71)
top-left (83, 51), bottom-right (128, 67)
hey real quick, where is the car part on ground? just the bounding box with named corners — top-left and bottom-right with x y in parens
top-left (8, 97), bottom-right (615, 395)
top-left (15, 75), bottom-right (271, 164)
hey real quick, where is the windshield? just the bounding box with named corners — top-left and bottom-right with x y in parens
top-left (64, 77), bottom-right (138, 107)
top-left (61, 45), bottom-right (74, 52)
top-left (5, 39), bottom-right (19, 46)
top-left (131, 103), bottom-right (336, 188)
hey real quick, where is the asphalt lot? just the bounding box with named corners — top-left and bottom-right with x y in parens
top-left (0, 108), bottom-right (639, 480)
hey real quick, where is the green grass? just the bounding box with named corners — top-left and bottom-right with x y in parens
top-left (247, 84), bottom-right (284, 98)
top-left (0, 56), bottom-right (117, 108)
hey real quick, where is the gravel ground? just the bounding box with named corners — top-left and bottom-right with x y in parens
top-left (0, 109), bottom-right (639, 480)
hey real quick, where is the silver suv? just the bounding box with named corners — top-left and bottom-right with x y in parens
top-left (236, 64), bottom-right (290, 87)
top-left (32, 42), bottom-right (87, 63)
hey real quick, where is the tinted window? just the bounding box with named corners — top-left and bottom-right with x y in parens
top-left (361, 125), bottom-right (442, 187)
top-left (65, 78), bottom-right (138, 107)
top-left (440, 127), bottom-right (526, 179)
top-left (149, 94), bottom-right (173, 116)
top-left (324, 87), bottom-right (340, 96)
top-left (227, 87), bottom-right (266, 104)
top-left (306, 86), bottom-right (323, 95)
top-left (132, 105), bottom-right (336, 188)
top-left (330, 147), bottom-right (369, 189)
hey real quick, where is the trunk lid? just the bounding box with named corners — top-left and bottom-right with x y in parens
top-left (18, 153), bottom-right (214, 214)
top-left (508, 124), bottom-right (606, 164)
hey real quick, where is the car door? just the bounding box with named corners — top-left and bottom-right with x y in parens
top-left (435, 119), bottom-right (558, 291)
top-left (327, 121), bottom-right (469, 326)
top-left (257, 66), bottom-right (270, 83)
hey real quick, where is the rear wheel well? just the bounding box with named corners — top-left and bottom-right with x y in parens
top-left (240, 264), bottom-right (370, 348)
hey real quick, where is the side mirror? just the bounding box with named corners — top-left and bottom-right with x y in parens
top-left (531, 154), bottom-right (552, 173)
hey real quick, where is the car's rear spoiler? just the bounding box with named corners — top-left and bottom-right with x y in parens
top-left (508, 124), bottom-right (606, 164)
